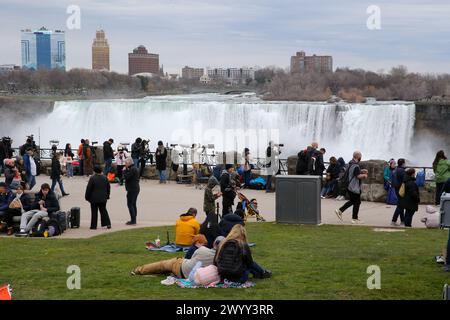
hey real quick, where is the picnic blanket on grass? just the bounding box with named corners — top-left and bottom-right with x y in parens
top-left (146, 242), bottom-right (256, 253)
top-left (174, 278), bottom-right (255, 289)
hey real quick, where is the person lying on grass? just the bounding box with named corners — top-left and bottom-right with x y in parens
top-left (214, 224), bottom-right (272, 282)
top-left (132, 236), bottom-right (225, 278)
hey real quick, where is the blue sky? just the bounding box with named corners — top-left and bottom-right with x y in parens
top-left (1, 0), bottom-right (449, 74)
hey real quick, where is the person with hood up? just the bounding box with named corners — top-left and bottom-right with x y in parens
top-left (219, 208), bottom-right (245, 236)
top-left (203, 176), bottom-right (222, 216)
top-left (175, 207), bottom-right (201, 246)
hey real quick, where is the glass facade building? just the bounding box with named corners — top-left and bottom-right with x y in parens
top-left (21, 27), bottom-right (65, 70)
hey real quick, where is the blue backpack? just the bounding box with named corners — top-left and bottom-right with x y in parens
top-left (416, 170), bottom-right (425, 187)
top-left (249, 177), bottom-right (266, 190)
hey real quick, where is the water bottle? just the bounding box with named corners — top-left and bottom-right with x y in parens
top-left (155, 235), bottom-right (161, 247)
top-left (44, 230), bottom-right (49, 238)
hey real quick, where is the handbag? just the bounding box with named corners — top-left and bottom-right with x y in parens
top-left (9, 199), bottom-right (22, 209)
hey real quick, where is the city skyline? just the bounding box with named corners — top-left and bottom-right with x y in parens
top-left (1, 0), bottom-right (450, 74)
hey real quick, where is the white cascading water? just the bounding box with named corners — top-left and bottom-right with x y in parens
top-left (4, 93), bottom-right (417, 163)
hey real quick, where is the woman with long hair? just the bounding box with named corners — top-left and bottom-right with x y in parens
top-left (433, 150), bottom-right (450, 205)
top-left (64, 143), bottom-right (74, 178)
top-left (214, 224), bottom-right (271, 282)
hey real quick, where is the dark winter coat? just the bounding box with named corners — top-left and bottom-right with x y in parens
top-left (220, 170), bottom-right (236, 200)
top-left (103, 141), bottom-right (114, 159)
top-left (50, 158), bottom-right (62, 180)
top-left (399, 175), bottom-right (420, 212)
top-left (155, 147), bottom-right (168, 170)
top-left (219, 213), bottom-right (245, 236)
top-left (85, 174), bottom-right (111, 203)
top-left (32, 190), bottom-right (60, 214)
top-left (123, 165), bottom-right (140, 193)
top-left (0, 191), bottom-right (14, 211)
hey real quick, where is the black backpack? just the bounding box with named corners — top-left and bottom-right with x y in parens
top-left (51, 211), bottom-right (68, 233)
top-left (31, 220), bottom-right (47, 237)
top-left (296, 150), bottom-right (308, 174)
top-left (216, 240), bottom-right (245, 279)
top-left (47, 218), bottom-right (62, 236)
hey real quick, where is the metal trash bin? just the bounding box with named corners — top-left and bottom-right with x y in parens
top-left (276, 175), bottom-right (321, 224)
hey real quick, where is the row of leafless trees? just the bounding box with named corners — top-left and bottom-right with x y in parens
top-left (0, 69), bottom-right (141, 95)
top-left (256, 66), bottom-right (450, 102)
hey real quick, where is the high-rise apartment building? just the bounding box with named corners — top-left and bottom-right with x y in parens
top-left (21, 27), bottom-right (65, 70)
top-left (92, 30), bottom-right (110, 71)
top-left (181, 66), bottom-right (204, 80)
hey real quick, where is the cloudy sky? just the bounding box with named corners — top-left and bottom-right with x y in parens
top-left (1, 0), bottom-right (449, 74)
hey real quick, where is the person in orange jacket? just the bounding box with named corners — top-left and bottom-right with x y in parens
top-left (77, 139), bottom-right (85, 176)
top-left (175, 208), bottom-right (200, 246)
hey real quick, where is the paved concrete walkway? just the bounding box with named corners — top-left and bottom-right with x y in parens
top-left (25, 176), bottom-right (432, 239)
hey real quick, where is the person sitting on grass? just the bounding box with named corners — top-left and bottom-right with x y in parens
top-left (214, 224), bottom-right (271, 283)
top-left (16, 183), bottom-right (60, 237)
top-left (1, 185), bottom-right (31, 236)
top-left (132, 236), bottom-right (225, 278)
top-left (184, 234), bottom-right (209, 259)
top-left (175, 207), bottom-right (200, 247)
top-left (219, 208), bottom-right (245, 237)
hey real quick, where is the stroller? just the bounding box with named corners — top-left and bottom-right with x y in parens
top-left (237, 192), bottom-right (266, 222)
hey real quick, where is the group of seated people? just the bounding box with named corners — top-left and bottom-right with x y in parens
top-left (131, 207), bottom-right (272, 284)
top-left (0, 182), bottom-right (60, 236)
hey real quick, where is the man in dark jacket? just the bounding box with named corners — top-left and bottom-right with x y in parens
top-left (220, 164), bottom-right (236, 216)
top-left (50, 153), bottom-right (69, 196)
top-left (103, 139), bottom-right (114, 175)
top-left (85, 166), bottom-right (111, 230)
top-left (307, 142), bottom-right (325, 176)
top-left (391, 158), bottom-right (406, 226)
top-left (131, 138), bottom-right (142, 169)
top-left (16, 183), bottom-right (60, 236)
top-left (155, 140), bottom-right (168, 183)
top-left (399, 168), bottom-right (420, 227)
top-left (123, 158), bottom-right (140, 225)
top-left (296, 146), bottom-right (311, 175)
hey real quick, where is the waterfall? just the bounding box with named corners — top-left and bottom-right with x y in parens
top-left (2, 93), bottom-right (418, 164)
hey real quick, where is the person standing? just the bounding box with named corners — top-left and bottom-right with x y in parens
top-left (334, 151), bottom-right (368, 224)
top-left (64, 143), bottom-right (74, 178)
top-left (77, 139), bottom-right (85, 176)
top-left (399, 168), bottom-right (420, 228)
top-left (243, 148), bottom-right (252, 188)
top-left (433, 150), bottom-right (450, 205)
top-left (23, 148), bottom-right (37, 190)
top-left (50, 153), bottom-right (69, 196)
top-left (83, 139), bottom-right (94, 176)
top-left (391, 158), bottom-right (406, 226)
top-left (155, 140), bottom-right (168, 183)
top-left (220, 164), bottom-right (236, 216)
top-left (85, 166), bottom-right (111, 230)
top-left (131, 138), bottom-right (142, 169)
top-left (103, 139), bottom-right (114, 175)
top-left (115, 146), bottom-right (129, 186)
top-left (123, 158), bottom-right (140, 225)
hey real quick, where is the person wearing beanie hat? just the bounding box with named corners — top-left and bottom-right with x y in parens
top-left (220, 164), bottom-right (236, 216)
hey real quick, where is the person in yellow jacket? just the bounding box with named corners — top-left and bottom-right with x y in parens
top-left (176, 208), bottom-right (200, 246)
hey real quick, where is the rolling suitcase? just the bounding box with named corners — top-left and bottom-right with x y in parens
top-left (439, 193), bottom-right (450, 229)
top-left (70, 207), bottom-right (80, 228)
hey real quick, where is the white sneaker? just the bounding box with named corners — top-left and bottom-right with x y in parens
top-left (390, 221), bottom-right (399, 227)
top-left (321, 196), bottom-right (326, 199)
top-left (351, 219), bottom-right (364, 224)
top-left (335, 209), bottom-right (343, 221)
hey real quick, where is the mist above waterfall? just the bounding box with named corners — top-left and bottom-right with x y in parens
top-left (1, 93), bottom-right (433, 166)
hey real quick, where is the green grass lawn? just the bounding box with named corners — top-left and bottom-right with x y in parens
top-left (0, 223), bottom-right (449, 300)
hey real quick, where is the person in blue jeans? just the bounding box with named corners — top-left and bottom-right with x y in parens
top-left (50, 153), bottom-right (69, 196)
top-left (23, 148), bottom-right (37, 190)
top-left (102, 139), bottom-right (114, 175)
